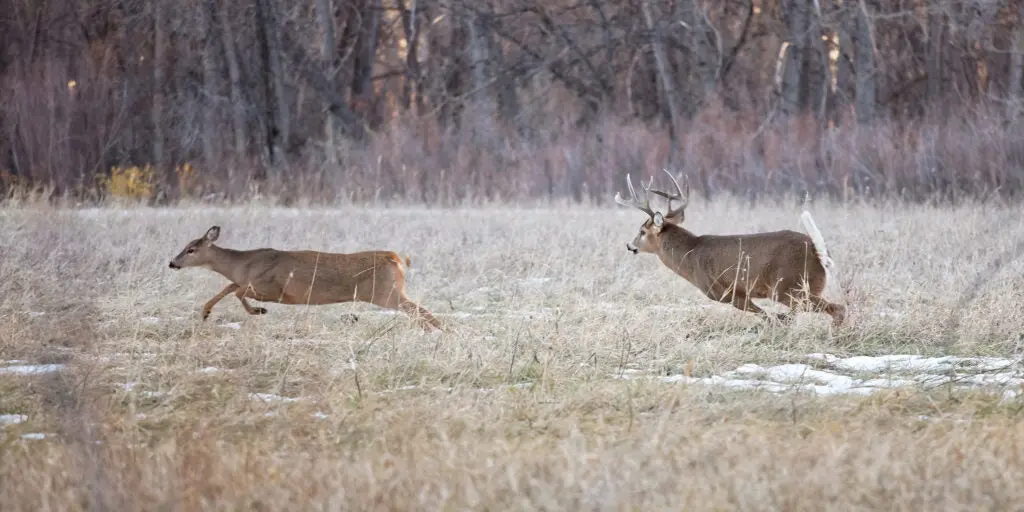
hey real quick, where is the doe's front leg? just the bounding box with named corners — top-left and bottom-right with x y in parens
top-left (202, 283), bottom-right (240, 320)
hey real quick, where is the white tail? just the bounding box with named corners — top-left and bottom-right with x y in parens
top-left (800, 210), bottom-right (845, 306)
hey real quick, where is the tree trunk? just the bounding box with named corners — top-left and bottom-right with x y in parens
top-left (926, 3), bottom-right (944, 107)
top-left (467, 11), bottom-right (494, 120)
top-left (254, 0), bottom-right (287, 168)
top-left (855, 0), bottom-right (875, 124)
top-left (215, 0), bottom-right (248, 165)
top-left (399, 0), bottom-right (422, 113)
top-left (836, 0), bottom-right (855, 117)
top-left (781, 0), bottom-right (809, 115)
top-left (642, 0), bottom-right (684, 167)
top-left (315, 0), bottom-right (337, 163)
top-left (808, 0), bottom-right (830, 122)
top-left (350, 0), bottom-right (380, 127)
top-left (673, 0), bottom-right (718, 111)
top-left (150, 0), bottom-right (165, 170)
top-left (199, 0), bottom-right (221, 171)
top-left (1009, 4), bottom-right (1024, 100)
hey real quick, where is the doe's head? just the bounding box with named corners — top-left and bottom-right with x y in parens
top-left (168, 226), bottom-right (221, 270)
top-left (613, 169), bottom-right (689, 254)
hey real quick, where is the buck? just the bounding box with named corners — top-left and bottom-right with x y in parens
top-left (168, 226), bottom-right (443, 331)
top-left (614, 170), bottom-right (846, 327)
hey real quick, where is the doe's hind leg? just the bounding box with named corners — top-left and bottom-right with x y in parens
top-left (235, 286), bottom-right (268, 316)
top-left (398, 297), bottom-right (443, 332)
top-left (371, 287), bottom-right (443, 332)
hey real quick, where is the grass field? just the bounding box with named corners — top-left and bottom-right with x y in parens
top-left (2, 198), bottom-right (1024, 510)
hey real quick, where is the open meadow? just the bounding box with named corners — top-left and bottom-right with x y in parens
top-left (2, 198), bottom-right (1024, 510)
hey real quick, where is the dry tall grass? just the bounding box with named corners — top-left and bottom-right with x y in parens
top-left (2, 198), bottom-right (1024, 510)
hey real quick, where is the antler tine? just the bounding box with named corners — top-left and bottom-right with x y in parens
top-left (647, 169), bottom-right (689, 216)
top-left (614, 174), bottom-right (657, 219)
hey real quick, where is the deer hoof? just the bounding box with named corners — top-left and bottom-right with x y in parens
top-left (252, 307), bottom-right (268, 315)
top-left (201, 310), bottom-right (211, 321)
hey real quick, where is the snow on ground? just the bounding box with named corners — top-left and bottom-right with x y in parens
top-left (618, 353), bottom-right (1024, 398)
top-left (0, 414), bottom-right (27, 426)
top-left (249, 393), bottom-right (301, 403)
top-left (0, 364), bottom-right (66, 375)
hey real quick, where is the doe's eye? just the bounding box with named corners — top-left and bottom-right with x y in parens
top-left (186, 248), bottom-right (196, 254)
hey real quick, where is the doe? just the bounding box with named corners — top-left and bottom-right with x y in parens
top-left (168, 226), bottom-right (443, 331)
top-left (614, 170), bottom-right (846, 327)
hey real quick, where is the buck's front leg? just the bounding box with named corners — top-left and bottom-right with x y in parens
top-left (234, 286), bottom-right (269, 316)
top-left (202, 283), bottom-right (240, 320)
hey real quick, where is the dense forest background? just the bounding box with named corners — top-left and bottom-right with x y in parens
top-left (2, 0), bottom-right (1024, 204)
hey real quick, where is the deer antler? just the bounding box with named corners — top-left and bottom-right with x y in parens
top-left (648, 168), bottom-right (690, 218)
top-left (614, 174), bottom-right (657, 219)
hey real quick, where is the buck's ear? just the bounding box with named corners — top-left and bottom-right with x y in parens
top-left (652, 212), bottom-right (665, 229)
top-left (203, 226), bottom-right (221, 244)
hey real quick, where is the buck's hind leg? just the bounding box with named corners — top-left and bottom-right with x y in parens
top-left (234, 287), bottom-right (268, 316)
top-left (782, 293), bottom-right (845, 328)
top-left (808, 295), bottom-right (845, 328)
top-left (716, 290), bottom-right (786, 323)
top-left (202, 283), bottom-right (240, 320)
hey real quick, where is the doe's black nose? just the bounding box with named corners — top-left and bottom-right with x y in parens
top-left (168, 262), bottom-right (178, 269)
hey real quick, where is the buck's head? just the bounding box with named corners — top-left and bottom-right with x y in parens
top-left (168, 226), bottom-right (221, 270)
top-left (614, 169), bottom-right (689, 254)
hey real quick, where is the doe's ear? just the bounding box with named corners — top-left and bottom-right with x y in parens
top-left (652, 212), bottom-right (664, 229)
top-left (203, 226), bottom-right (221, 244)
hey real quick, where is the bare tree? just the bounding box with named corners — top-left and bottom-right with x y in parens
top-left (927, 2), bottom-right (945, 104)
top-left (199, 0), bottom-right (221, 170)
top-left (643, 0), bottom-right (684, 165)
top-left (150, 0), bottom-right (166, 170)
top-left (315, 0), bottom-right (338, 163)
top-left (781, 0), bottom-right (810, 115)
top-left (214, 0), bottom-right (248, 166)
top-left (254, 0), bottom-right (288, 168)
top-left (1009, 3), bottom-right (1024, 101)
top-left (854, 0), bottom-right (875, 124)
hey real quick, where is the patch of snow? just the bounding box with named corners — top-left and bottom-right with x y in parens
top-left (807, 353), bottom-right (1018, 374)
top-left (518, 277), bottom-right (552, 287)
top-left (28, 311), bottom-right (45, 318)
top-left (0, 364), bottom-right (65, 375)
top-left (196, 366), bottom-right (221, 374)
top-left (20, 433), bottom-right (46, 440)
top-left (4, 360), bottom-right (28, 365)
top-left (0, 414), bottom-right (27, 426)
top-left (624, 352), bottom-right (1024, 398)
top-left (220, 322), bottom-right (242, 330)
top-left (249, 393), bottom-right (300, 403)
top-left (141, 316), bottom-right (161, 324)
top-left (312, 411), bottom-right (329, 419)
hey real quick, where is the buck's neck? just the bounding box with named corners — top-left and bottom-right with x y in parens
top-left (205, 245), bottom-right (255, 285)
top-left (656, 224), bottom-right (702, 275)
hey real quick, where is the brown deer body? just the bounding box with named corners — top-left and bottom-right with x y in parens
top-left (615, 170), bottom-right (846, 327)
top-left (168, 226), bottom-right (443, 331)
